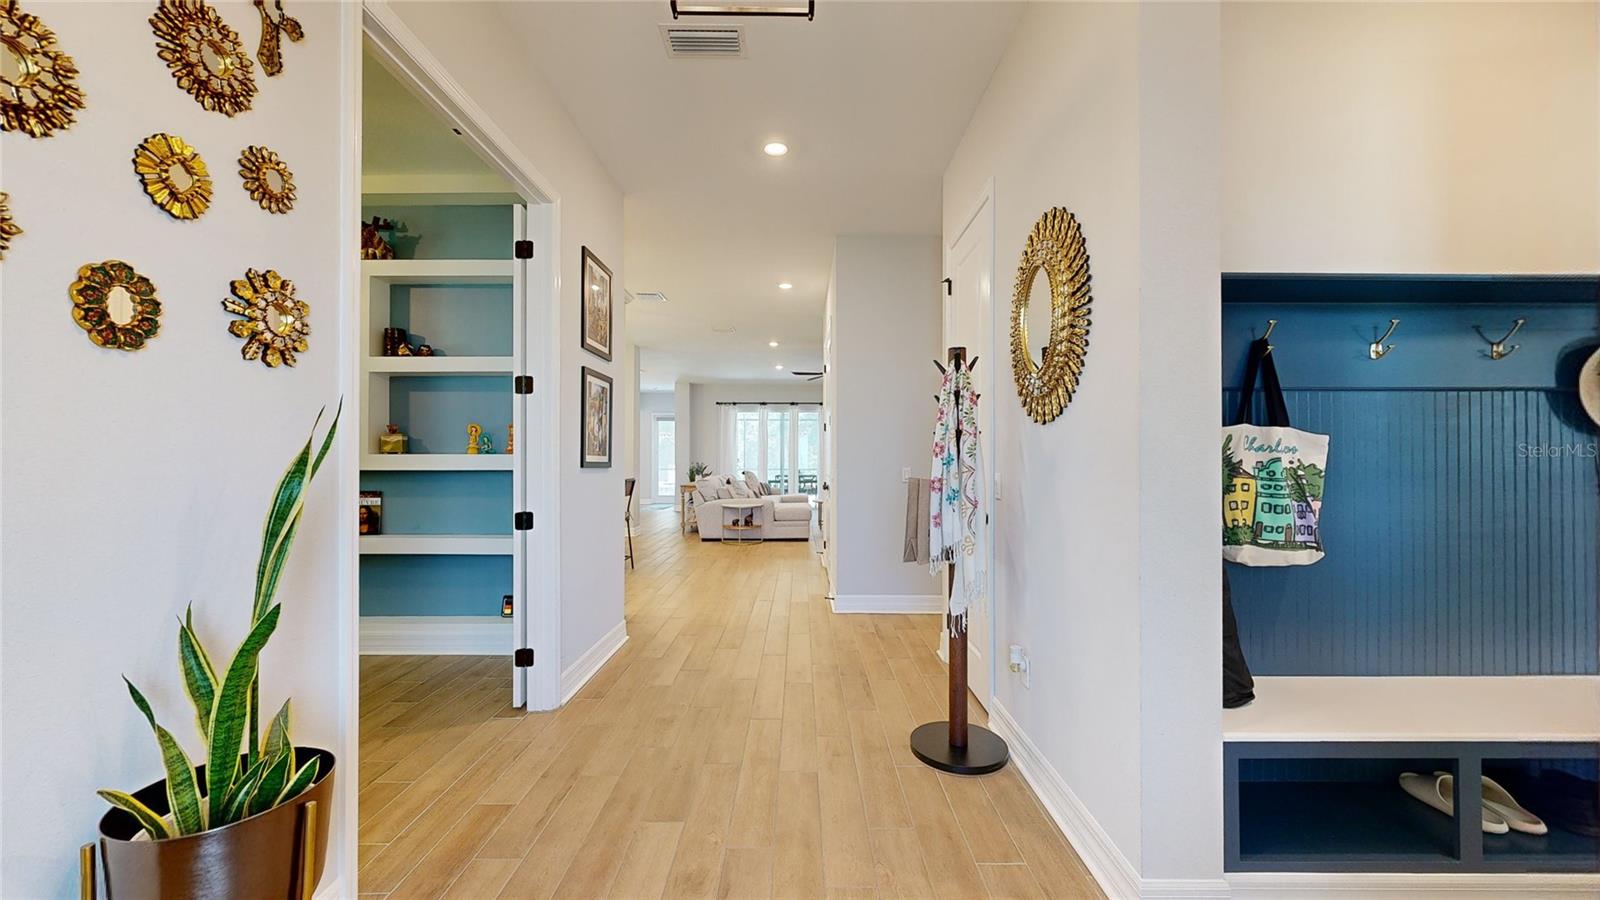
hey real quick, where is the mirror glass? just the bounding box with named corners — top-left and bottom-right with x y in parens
top-left (263, 167), bottom-right (286, 192)
top-left (105, 286), bottom-right (136, 326)
top-left (200, 39), bottom-right (235, 77)
top-left (265, 295), bottom-right (297, 335)
top-left (0, 38), bottom-right (36, 85)
top-left (166, 162), bottom-right (194, 192)
top-left (1023, 266), bottom-right (1052, 366)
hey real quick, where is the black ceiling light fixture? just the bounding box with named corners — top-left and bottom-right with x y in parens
top-left (670, 0), bottom-right (814, 20)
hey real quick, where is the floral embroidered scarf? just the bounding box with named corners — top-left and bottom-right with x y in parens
top-left (930, 361), bottom-right (987, 634)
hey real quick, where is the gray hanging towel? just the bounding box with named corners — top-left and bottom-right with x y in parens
top-left (903, 477), bottom-right (931, 564)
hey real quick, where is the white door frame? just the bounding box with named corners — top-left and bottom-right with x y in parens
top-left (342, 5), bottom-right (567, 889)
top-left (650, 412), bottom-right (677, 503)
top-left (942, 179), bottom-right (998, 709)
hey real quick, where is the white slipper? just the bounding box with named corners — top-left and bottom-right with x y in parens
top-left (1399, 772), bottom-right (1509, 834)
top-left (1481, 775), bottom-right (1548, 835)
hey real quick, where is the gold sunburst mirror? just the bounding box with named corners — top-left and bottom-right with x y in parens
top-left (134, 133), bottom-right (212, 220)
top-left (1010, 207), bottom-right (1092, 424)
top-left (1, 0), bottom-right (85, 137)
top-left (150, 0), bottom-right (256, 117)
top-left (238, 145), bottom-right (295, 214)
top-left (0, 191), bottom-right (20, 259)
top-left (70, 260), bottom-right (162, 351)
top-left (222, 268), bottom-right (310, 367)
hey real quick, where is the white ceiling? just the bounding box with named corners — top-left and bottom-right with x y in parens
top-left (363, 46), bottom-right (504, 184)
top-left (497, 2), bottom-right (1022, 390)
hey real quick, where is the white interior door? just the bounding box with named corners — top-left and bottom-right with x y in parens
top-left (947, 187), bottom-right (995, 709)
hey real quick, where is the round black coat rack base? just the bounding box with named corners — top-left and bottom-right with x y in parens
top-left (910, 722), bottom-right (1009, 775)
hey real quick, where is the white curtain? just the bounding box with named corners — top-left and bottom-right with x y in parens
top-left (717, 404), bottom-right (739, 477)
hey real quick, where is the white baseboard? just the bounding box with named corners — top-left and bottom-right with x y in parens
top-left (829, 593), bottom-right (944, 614)
top-left (358, 616), bottom-right (511, 655)
top-left (1227, 872), bottom-right (1600, 899)
top-left (561, 619), bottom-right (629, 703)
top-left (988, 701), bottom-right (1143, 899)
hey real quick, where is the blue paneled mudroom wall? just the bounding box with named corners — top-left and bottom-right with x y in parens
top-left (1222, 275), bottom-right (1600, 676)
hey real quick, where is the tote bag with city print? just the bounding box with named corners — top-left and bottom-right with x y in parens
top-left (1222, 338), bottom-right (1328, 566)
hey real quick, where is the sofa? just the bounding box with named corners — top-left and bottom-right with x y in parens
top-left (692, 472), bottom-right (814, 541)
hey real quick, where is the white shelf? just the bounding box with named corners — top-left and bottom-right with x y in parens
top-left (362, 454), bottom-right (514, 472)
top-left (360, 534), bottom-right (513, 556)
top-left (1222, 675), bottom-right (1600, 743)
top-left (361, 259), bottom-right (514, 285)
top-left (363, 356), bottom-right (515, 375)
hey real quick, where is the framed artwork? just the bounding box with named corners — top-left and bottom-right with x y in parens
top-left (581, 366), bottom-right (613, 468)
top-left (580, 246), bottom-right (613, 361)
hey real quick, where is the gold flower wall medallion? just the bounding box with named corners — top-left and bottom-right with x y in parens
top-left (238, 145), bottom-right (295, 214)
top-left (70, 260), bottom-right (162, 351)
top-left (133, 133), bottom-right (212, 220)
top-left (0, 0), bottom-right (86, 137)
top-left (150, 0), bottom-right (256, 117)
top-left (1010, 207), bottom-right (1093, 424)
top-left (222, 268), bottom-right (309, 367)
top-left (0, 191), bottom-right (20, 259)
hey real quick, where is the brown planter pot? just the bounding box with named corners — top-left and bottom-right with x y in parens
top-left (96, 747), bottom-right (334, 900)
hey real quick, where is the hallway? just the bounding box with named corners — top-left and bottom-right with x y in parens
top-left (357, 507), bottom-right (1103, 899)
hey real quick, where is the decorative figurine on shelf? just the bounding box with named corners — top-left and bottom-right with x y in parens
top-left (466, 422), bottom-right (482, 455)
top-left (360, 216), bottom-right (395, 260)
top-left (478, 433), bottom-right (495, 455)
top-left (506, 424), bottom-right (514, 455)
top-left (378, 424), bottom-right (407, 454)
top-left (382, 327), bottom-right (407, 356)
top-left (394, 342), bottom-right (413, 356)
top-left (415, 343), bottom-right (434, 357)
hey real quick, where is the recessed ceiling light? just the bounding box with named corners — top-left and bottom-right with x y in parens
top-left (763, 141), bottom-right (789, 157)
top-left (774, 364), bottom-right (784, 370)
top-left (768, 340), bottom-right (779, 348)
top-left (777, 282), bottom-right (793, 290)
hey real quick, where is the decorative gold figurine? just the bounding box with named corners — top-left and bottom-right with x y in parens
top-left (221, 268), bottom-right (310, 367)
top-left (506, 424), bottom-right (514, 455)
top-left (466, 423), bottom-right (483, 455)
top-left (133, 133), bottom-right (212, 220)
top-left (150, 0), bottom-right (256, 117)
top-left (0, 191), bottom-right (20, 260)
top-left (69, 260), bottom-right (161, 351)
top-left (378, 424), bottom-right (407, 454)
top-left (238, 145), bottom-right (295, 214)
top-left (0, 0), bottom-right (84, 137)
top-left (360, 216), bottom-right (395, 260)
top-left (1010, 207), bottom-right (1093, 424)
top-left (251, 0), bottom-right (302, 77)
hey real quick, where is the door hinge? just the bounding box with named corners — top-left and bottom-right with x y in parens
top-left (514, 240), bottom-right (534, 259)
top-left (514, 375), bottom-right (534, 394)
top-left (514, 511), bottom-right (533, 531)
top-left (514, 648), bottom-right (534, 667)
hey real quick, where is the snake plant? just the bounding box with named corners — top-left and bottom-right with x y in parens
top-left (98, 404), bottom-right (338, 838)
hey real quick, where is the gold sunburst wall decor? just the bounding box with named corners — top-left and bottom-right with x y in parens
top-left (133, 133), bottom-right (213, 220)
top-left (222, 268), bottom-right (310, 367)
top-left (0, 0), bottom-right (85, 137)
top-left (1010, 207), bottom-right (1093, 424)
top-left (150, 0), bottom-right (256, 117)
top-left (0, 191), bottom-right (20, 259)
top-left (238, 145), bottom-right (295, 214)
top-left (252, 0), bottom-right (302, 77)
top-left (69, 260), bottom-right (162, 351)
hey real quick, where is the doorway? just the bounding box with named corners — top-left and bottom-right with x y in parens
top-left (651, 413), bottom-right (676, 503)
top-left (944, 182), bottom-right (996, 709)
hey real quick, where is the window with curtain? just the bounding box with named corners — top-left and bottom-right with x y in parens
top-left (727, 405), bottom-right (821, 495)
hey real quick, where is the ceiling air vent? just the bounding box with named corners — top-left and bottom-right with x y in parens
top-left (659, 24), bottom-right (745, 58)
top-left (634, 291), bottom-right (669, 304)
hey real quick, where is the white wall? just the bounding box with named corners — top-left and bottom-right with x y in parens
top-left (387, 2), bottom-right (627, 679)
top-left (0, 3), bottom-right (357, 895)
top-left (942, 2), bottom-right (1221, 890)
top-left (637, 389), bottom-right (676, 503)
top-left (828, 235), bottom-right (945, 603)
top-left (687, 381), bottom-right (824, 474)
top-left (1223, 1), bottom-right (1599, 273)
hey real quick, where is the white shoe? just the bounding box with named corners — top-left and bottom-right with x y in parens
top-left (1399, 772), bottom-right (1510, 834)
top-left (1481, 775), bottom-right (1548, 835)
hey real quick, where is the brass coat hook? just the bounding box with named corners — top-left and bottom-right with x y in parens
top-left (1369, 319), bottom-right (1399, 360)
top-left (1480, 317), bottom-right (1526, 361)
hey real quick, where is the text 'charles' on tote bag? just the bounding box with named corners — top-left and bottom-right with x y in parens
top-left (1222, 337), bottom-right (1329, 567)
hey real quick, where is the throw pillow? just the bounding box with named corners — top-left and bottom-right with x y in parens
top-left (731, 483), bottom-right (753, 499)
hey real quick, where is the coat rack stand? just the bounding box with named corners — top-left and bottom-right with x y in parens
top-left (910, 345), bottom-right (1009, 776)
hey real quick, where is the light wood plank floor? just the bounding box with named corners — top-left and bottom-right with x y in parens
top-left (358, 507), bottom-right (1105, 899)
